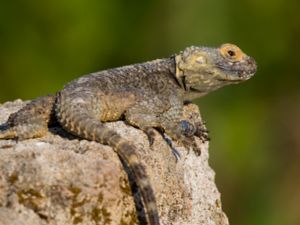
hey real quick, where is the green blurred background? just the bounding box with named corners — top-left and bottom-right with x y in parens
top-left (1, 0), bottom-right (300, 224)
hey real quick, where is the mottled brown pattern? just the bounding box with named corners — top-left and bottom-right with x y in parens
top-left (0, 43), bottom-right (257, 225)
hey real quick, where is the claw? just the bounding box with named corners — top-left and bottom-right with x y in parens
top-left (171, 147), bottom-right (181, 162)
top-left (144, 128), bottom-right (156, 146)
top-left (161, 133), bottom-right (181, 161)
top-left (180, 136), bottom-right (201, 156)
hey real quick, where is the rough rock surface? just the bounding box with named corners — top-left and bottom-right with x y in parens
top-left (0, 99), bottom-right (229, 225)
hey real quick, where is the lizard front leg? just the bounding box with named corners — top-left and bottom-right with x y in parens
top-left (125, 97), bottom-right (162, 146)
top-left (160, 102), bottom-right (210, 156)
top-left (125, 95), bottom-right (203, 156)
top-left (160, 118), bottom-right (202, 156)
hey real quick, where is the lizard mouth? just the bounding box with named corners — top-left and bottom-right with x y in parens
top-left (216, 56), bottom-right (257, 81)
top-left (217, 68), bottom-right (256, 82)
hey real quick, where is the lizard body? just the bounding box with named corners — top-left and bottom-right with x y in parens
top-left (0, 43), bottom-right (257, 225)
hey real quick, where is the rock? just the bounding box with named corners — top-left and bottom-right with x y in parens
top-left (0, 99), bottom-right (229, 225)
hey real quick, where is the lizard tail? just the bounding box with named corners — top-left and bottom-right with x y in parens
top-left (56, 107), bottom-right (160, 225)
top-left (106, 132), bottom-right (160, 225)
top-left (105, 131), bottom-right (161, 225)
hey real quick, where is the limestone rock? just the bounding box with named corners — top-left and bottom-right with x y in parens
top-left (0, 99), bottom-right (229, 225)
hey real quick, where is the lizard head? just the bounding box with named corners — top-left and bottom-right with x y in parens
top-left (175, 43), bottom-right (257, 97)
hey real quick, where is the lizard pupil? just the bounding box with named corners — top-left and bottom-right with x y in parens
top-left (227, 50), bottom-right (235, 57)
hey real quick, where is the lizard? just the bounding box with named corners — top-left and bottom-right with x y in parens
top-left (0, 43), bottom-right (257, 225)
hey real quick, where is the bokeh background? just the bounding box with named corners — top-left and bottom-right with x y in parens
top-left (1, 0), bottom-right (300, 224)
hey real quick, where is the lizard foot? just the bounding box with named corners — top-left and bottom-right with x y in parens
top-left (194, 121), bottom-right (210, 143)
top-left (180, 136), bottom-right (201, 156)
top-left (162, 131), bottom-right (201, 157)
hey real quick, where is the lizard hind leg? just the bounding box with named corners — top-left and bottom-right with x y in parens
top-left (0, 95), bottom-right (56, 140)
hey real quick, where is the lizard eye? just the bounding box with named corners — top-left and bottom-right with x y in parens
top-left (220, 43), bottom-right (244, 62)
top-left (227, 50), bottom-right (235, 57)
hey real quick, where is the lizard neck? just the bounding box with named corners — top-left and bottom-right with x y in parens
top-left (174, 53), bottom-right (221, 101)
top-left (172, 54), bottom-right (207, 101)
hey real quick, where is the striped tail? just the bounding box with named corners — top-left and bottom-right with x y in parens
top-left (56, 107), bottom-right (160, 225)
top-left (105, 131), bottom-right (160, 225)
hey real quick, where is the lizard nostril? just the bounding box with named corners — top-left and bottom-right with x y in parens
top-left (247, 57), bottom-right (257, 74)
top-left (247, 57), bottom-right (256, 66)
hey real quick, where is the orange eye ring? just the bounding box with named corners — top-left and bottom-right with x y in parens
top-left (219, 43), bottom-right (244, 61)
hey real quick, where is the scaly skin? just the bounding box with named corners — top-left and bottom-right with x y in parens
top-left (0, 43), bottom-right (257, 225)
